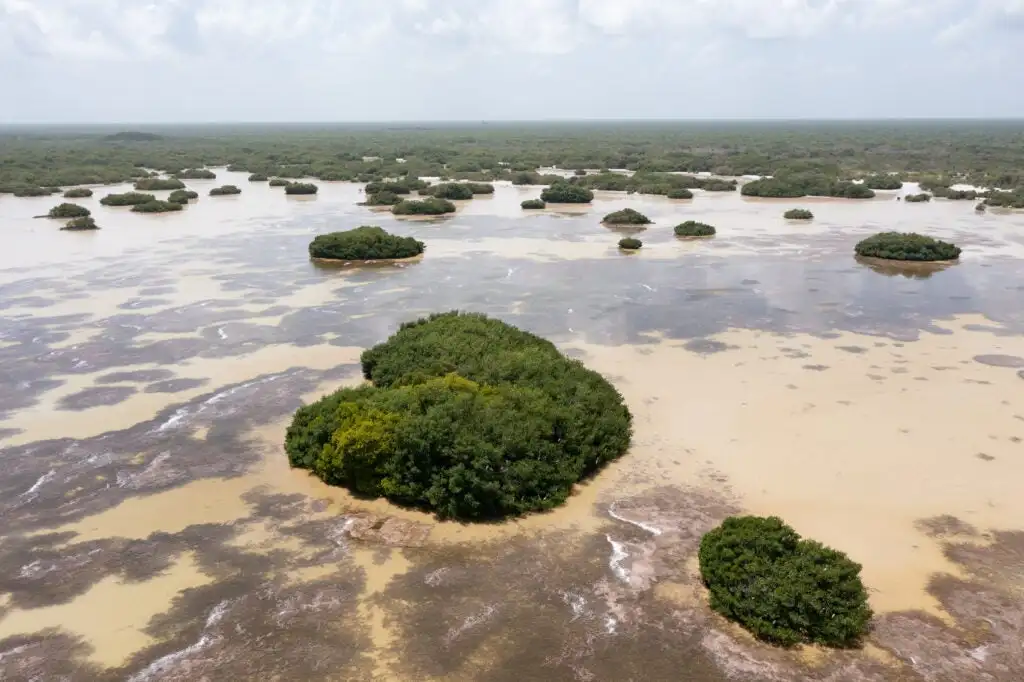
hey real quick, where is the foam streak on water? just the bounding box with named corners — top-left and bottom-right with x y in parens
top-left (126, 599), bottom-right (231, 682)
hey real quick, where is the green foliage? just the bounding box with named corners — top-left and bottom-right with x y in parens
top-left (363, 191), bottom-right (402, 206)
top-left (917, 176), bottom-right (952, 193)
top-left (618, 237), bottom-right (642, 250)
top-left (540, 183), bottom-right (594, 203)
top-left (62, 187), bottom-right (93, 198)
top-left (134, 177), bottom-right (186, 191)
top-left (699, 516), bottom-right (872, 647)
top-left (392, 197), bottom-right (456, 216)
top-left (741, 176), bottom-right (876, 199)
top-left (521, 198), bottom-right (546, 209)
top-left (904, 193), bottom-right (931, 203)
top-left (284, 182), bottom-right (318, 195)
top-left (574, 168), bottom-right (587, 176)
top-left (667, 188), bottom-right (694, 199)
top-left (701, 178), bottom-right (738, 192)
top-left (209, 185), bottom-right (242, 196)
top-left (423, 182), bottom-right (474, 200)
top-left (268, 178), bottom-right (289, 187)
top-left (47, 203), bottom-right (91, 219)
top-left (168, 189), bottom-right (198, 204)
top-left (511, 171), bottom-right (563, 186)
top-left (104, 131), bottom-right (162, 141)
top-left (308, 226), bottom-right (424, 261)
top-left (465, 182), bottom-right (495, 194)
top-left (174, 168), bottom-right (217, 180)
top-left (784, 208), bottom-right (814, 220)
top-left (286, 312), bottom-right (632, 520)
top-left (855, 232), bottom-right (961, 261)
top-left (100, 191), bottom-right (156, 206)
top-left (365, 180), bottom-right (413, 195)
top-left (939, 189), bottom-right (977, 200)
top-left (62, 216), bottom-right (99, 231)
top-left (674, 220), bottom-right (716, 237)
top-left (603, 208), bottom-right (651, 225)
top-left (130, 200), bottom-right (184, 213)
top-left (983, 189), bottom-right (1024, 208)
top-left (12, 186), bottom-right (59, 197)
top-left (863, 174), bottom-right (903, 190)
top-left (248, 173), bottom-right (268, 181)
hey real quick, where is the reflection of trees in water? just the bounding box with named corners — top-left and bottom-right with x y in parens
top-left (855, 255), bottom-right (952, 281)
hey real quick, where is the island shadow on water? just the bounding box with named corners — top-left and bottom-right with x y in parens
top-left (1, 188), bottom-right (1024, 680)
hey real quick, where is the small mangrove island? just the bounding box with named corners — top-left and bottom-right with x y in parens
top-left (363, 191), bottom-right (402, 206)
top-left (13, 187), bottom-right (58, 197)
top-left (423, 183), bottom-right (474, 200)
top-left (308, 225), bottom-right (424, 262)
top-left (392, 197), bottom-right (456, 216)
top-left (174, 169), bottom-right (217, 180)
top-left (521, 198), bottom-right (546, 209)
top-left (855, 232), bottom-right (961, 261)
top-left (674, 220), bottom-right (716, 237)
top-left (284, 182), bottom-right (318, 195)
top-left (168, 189), bottom-right (198, 204)
top-left (100, 191), bottom-right (156, 206)
top-left (61, 216), bottom-right (99, 231)
top-left (618, 237), bottom-right (642, 250)
top-left (284, 311), bottom-right (632, 520)
top-left (248, 173), bottom-right (268, 181)
top-left (784, 208), bottom-right (814, 220)
top-left (667, 188), bottom-right (694, 199)
top-left (863, 174), bottom-right (903, 190)
top-left (134, 178), bottom-right (186, 191)
top-left (904, 193), bottom-right (931, 203)
top-left (540, 182), bottom-right (594, 204)
top-left (699, 515), bottom-right (872, 647)
top-left (47, 203), bottom-right (91, 219)
top-left (268, 178), bottom-right (289, 187)
top-left (602, 208), bottom-right (652, 226)
top-left (130, 200), bottom-right (184, 214)
top-left (62, 188), bottom-right (93, 198)
top-left (209, 185), bottom-right (242, 196)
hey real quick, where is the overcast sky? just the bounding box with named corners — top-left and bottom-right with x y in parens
top-left (2, 0), bottom-right (1022, 123)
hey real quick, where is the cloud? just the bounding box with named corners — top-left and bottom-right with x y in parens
top-left (0, 0), bottom-right (1020, 122)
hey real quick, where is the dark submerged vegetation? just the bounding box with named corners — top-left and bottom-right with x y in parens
top-left (168, 189), bottom-right (198, 204)
top-left (854, 232), bottom-right (961, 261)
top-left (392, 197), bottom-right (457, 216)
top-left (284, 312), bottom-right (632, 520)
top-left (699, 515), bottom-right (872, 647)
top-left (47, 203), bottom-right (91, 219)
top-left (100, 191), bottom-right (156, 206)
top-left (540, 182), bottom-right (594, 203)
top-left (521, 198), bottom-right (546, 209)
top-left (674, 220), bottom-right (716, 237)
top-left (209, 184), bottom-right (242, 196)
top-left (602, 208), bottom-right (652, 225)
top-left (784, 208), bottom-right (813, 220)
top-left (62, 187), bottom-right (93, 198)
top-left (130, 200), bottom-right (184, 213)
top-left (284, 182), bottom-right (318, 195)
top-left (618, 237), bottom-right (642, 250)
top-left (308, 226), bottom-right (424, 261)
top-left (904, 193), bottom-right (931, 203)
top-left (134, 177), bottom-right (186, 191)
top-left (62, 216), bottom-right (99, 231)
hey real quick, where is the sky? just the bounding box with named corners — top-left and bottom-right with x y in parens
top-left (1, 0), bottom-right (1023, 123)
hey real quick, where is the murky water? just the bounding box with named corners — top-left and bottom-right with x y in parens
top-left (2, 172), bottom-right (1024, 680)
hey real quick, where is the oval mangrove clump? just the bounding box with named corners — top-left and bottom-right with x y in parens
top-left (168, 189), bottom-right (198, 204)
top-left (521, 198), bottom-right (546, 209)
top-left (174, 169), bottom-right (217, 180)
top-left (363, 191), bottom-right (402, 206)
top-left (863, 174), bottom-right (903, 190)
top-left (667, 188), bottom-right (694, 199)
top-left (424, 183), bottom-right (474, 200)
top-left (63, 188), bottom-right (94, 198)
top-left (284, 182), bottom-right (318, 195)
top-left (904, 193), bottom-right (931, 203)
top-left (248, 173), bottom-right (269, 182)
top-left (308, 226), bottom-right (424, 262)
top-left (134, 177), bottom-right (186, 191)
top-left (284, 311), bottom-right (633, 520)
top-left (854, 232), bottom-right (960, 261)
top-left (674, 220), bottom-right (716, 237)
top-left (130, 200), bottom-right (184, 213)
top-left (540, 183), bottom-right (594, 204)
top-left (784, 208), bottom-right (813, 220)
top-left (392, 197), bottom-right (456, 216)
top-left (603, 208), bottom-right (652, 225)
top-left (47, 203), bottom-right (91, 219)
top-left (701, 178), bottom-right (738, 192)
top-left (62, 216), bottom-right (100, 231)
top-left (618, 237), bottom-right (642, 250)
top-left (100, 191), bottom-right (156, 206)
top-left (699, 515), bottom-right (872, 647)
top-left (13, 186), bottom-right (59, 197)
top-left (465, 182), bottom-right (495, 195)
top-left (209, 185), bottom-right (242, 196)
top-left (268, 178), bottom-right (289, 187)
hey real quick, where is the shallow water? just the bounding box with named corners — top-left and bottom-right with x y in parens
top-left (2, 172), bottom-right (1024, 680)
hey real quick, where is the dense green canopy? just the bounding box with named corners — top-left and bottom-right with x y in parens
top-left (284, 182), bottom-right (318, 195)
top-left (540, 183), bottom-right (594, 203)
top-left (268, 178), bottom-right (289, 187)
top-left (423, 182), bottom-right (474, 200)
top-left (667, 188), bottom-right (694, 199)
top-left (47, 203), bottom-right (90, 219)
top-left (741, 175), bottom-right (875, 199)
top-left (100, 191), bottom-right (156, 206)
top-left (392, 197), bottom-right (456, 215)
top-left (521, 198), bottom-right (546, 209)
top-left (602, 208), bottom-right (651, 225)
top-left (699, 516), bottom-right (872, 647)
top-left (363, 191), bottom-right (402, 206)
top-left (308, 226), bottom-right (424, 261)
top-left (855, 232), bottom-right (960, 261)
top-left (134, 177), bottom-right (186, 191)
top-left (174, 168), bottom-right (217, 179)
top-left (618, 237), bottom-right (642, 250)
top-left (285, 312), bottom-right (632, 520)
top-left (248, 173), bottom-right (269, 181)
top-left (863, 174), bottom-right (903, 190)
top-left (904, 193), bottom-right (931, 203)
top-left (168, 189), bottom-right (199, 204)
top-left (61, 216), bottom-right (99, 231)
top-left (62, 187), bottom-right (94, 198)
top-left (130, 200), bottom-right (184, 213)
top-left (784, 208), bottom-right (814, 219)
top-left (674, 220), bottom-right (716, 237)
top-left (209, 185), bottom-right (242, 196)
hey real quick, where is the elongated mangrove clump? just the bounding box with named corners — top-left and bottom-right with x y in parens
top-left (854, 232), bottom-right (960, 261)
top-left (309, 226), bottom-right (424, 261)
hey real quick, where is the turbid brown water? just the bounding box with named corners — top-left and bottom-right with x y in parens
top-left (1, 173), bottom-right (1024, 680)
